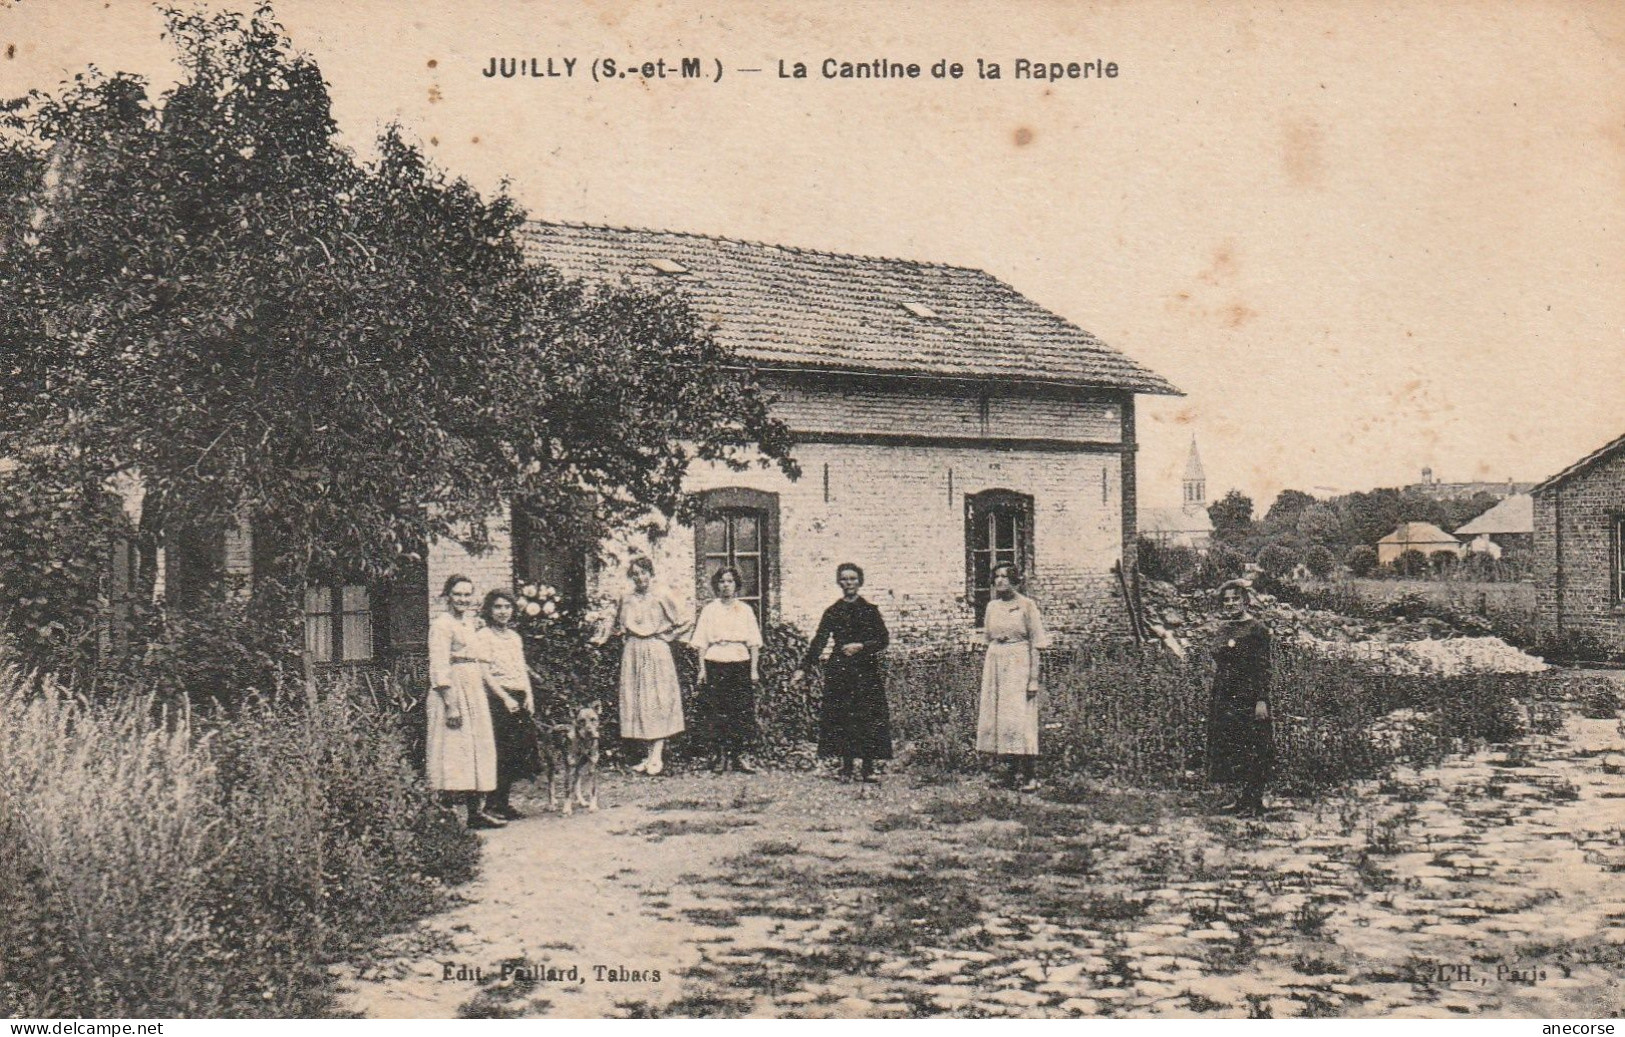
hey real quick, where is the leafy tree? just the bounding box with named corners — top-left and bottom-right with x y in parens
top-left (1262, 489), bottom-right (1317, 533)
top-left (0, 6), bottom-right (794, 680)
top-left (1296, 501), bottom-right (1345, 546)
top-left (1206, 489), bottom-right (1254, 544)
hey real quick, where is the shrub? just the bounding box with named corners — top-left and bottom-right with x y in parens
top-left (1395, 549), bottom-right (1430, 578)
top-left (1304, 545), bottom-right (1337, 579)
top-left (1137, 538), bottom-right (1200, 585)
top-left (1345, 545), bottom-right (1378, 577)
top-left (0, 663), bottom-right (476, 1017)
top-left (1186, 544), bottom-right (1248, 591)
top-left (1256, 543), bottom-right (1298, 578)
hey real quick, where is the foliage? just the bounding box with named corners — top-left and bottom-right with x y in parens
top-left (1395, 549), bottom-right (1431, 578)
top-left (1303, 544), bottom-right (1337, 578)
top-left (1187, 544), bottom-right (1249, 590)
top-left (0, 662), bottom-right (475, 1017)
top-left (1345, 544), bottom-right (1378, 577)
top-left (1256, 542), bottom-right (1299, 578)
top-left (1262, 489), bottom-right (1317, 532)
top-left (0, 5), bottom-right (793, 685)
top-left (1136, 537), bottom-right (1200, 585)
top-left (0, 459), bottom-right (124, 676)
top-left (888, 641), bottom-right (1569, 794)
top-left (1206, 489), bottom-right (1254, 544)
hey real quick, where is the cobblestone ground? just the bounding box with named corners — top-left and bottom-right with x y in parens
top-left (341, 697), bottom-right (1625, 1019)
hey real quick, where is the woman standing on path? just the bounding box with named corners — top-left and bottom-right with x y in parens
top-left (479, 589), bottom-right (540, 820)
top-left (792, 563), bottom-right (892, 783)
top-left (428, 575), bottom-right (503, 829)
top-left (976, 563), bottom-right (1049, 793)
top-left (1207, 579), bottom-right (1273, 817)
top-left (688, 567), bottom-right (763, 774)
top-left (615, 557), bottom-right (689, 776)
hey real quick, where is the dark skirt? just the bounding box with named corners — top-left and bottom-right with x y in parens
top-left (818, 660), bottom-right (892, 760)
top-left (702, 660), bottom-right (757, 749)
top-left (488, 693), bottom-right (541, 786)
top-left (1207, 704), bottom-right (1273, 788)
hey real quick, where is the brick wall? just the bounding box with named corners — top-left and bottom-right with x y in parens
top-left (426, 513), bottom-right (515, 613)
top-left (1534, 447), bottom-right (1625, 652)
top-left (772, 383), bottom-right (1122, 443)
top-left (591, 440), bottom-right (1133, 649)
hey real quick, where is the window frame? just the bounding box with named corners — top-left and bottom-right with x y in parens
top-left (693, 488), bottom-right (780, 625)
top-left (1613, 513), bottom-right (1625, 606)
top-left (965, 488), bottom-right (1036, 625)
top-left (304, 582), bottom-right (384, 665)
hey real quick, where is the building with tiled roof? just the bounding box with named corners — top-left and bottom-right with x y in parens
top-left (1376, 522), bottom-right (1463, 566)
top-left (499, 222), bottom-right (1179, 644)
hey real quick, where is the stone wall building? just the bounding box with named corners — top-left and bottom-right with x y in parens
top-left (1532, 433), bottom-right (1625, 655)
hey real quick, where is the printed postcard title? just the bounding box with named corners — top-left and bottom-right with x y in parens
top-left (477, 56), bottom-right (1120, 84)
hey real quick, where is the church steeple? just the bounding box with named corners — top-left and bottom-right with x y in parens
top-left (1182, 436), bottom-right (1206, 509)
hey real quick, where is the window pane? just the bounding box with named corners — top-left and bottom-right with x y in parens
top-left (733, 514), bottom-right (759, 552)
top-left (995, 513), bottom-right (1017, 551)
top-left (306, 613), bottom-right (333, 663)
top-left (734, 557), bottom-right (760, 599)
top-left (702, 557), bottom-right (726, 593)
top-left (305, 586), bottom-right (332, 615)
top-left (700, 517), bottom-right (728, 555)
top-left (341, 611), bottom-right (374, 662)
top-left (341, 584), bottom-right (370, 613)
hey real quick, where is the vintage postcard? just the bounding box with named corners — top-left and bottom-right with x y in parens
top-left (1, 0), bottom-right (1622, 1023)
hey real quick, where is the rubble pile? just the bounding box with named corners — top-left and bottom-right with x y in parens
top-left (1134, 578), bottom-right (1548, 677)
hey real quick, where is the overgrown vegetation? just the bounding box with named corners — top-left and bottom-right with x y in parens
top-left (887, 642), bottom-right (1605, 793)
top-left (0, 4), bottom-right (793, 685)
top-left (0, 663), bottom-right (476, 1017)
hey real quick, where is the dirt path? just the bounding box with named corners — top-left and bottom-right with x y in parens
top-left (338, 700), bottom-right (1625, 1019)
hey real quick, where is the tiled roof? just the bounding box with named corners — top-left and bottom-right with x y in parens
top-left (1531, 432), bottom-right (1625, 496)
top-left (1378, 522), bottom-right (1459, 546)
top-left (1454, 494), bottom-right (1533, 536)
top-left (519, 222), bottom-right (1179, 395)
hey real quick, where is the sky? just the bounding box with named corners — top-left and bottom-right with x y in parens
top-left (5, 0), bottom-right (1622, 513)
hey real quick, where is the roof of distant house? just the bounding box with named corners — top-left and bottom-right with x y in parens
top-left (1454, 493), bottom-right (1533, 536)
top-left (1140, 505), bottom-right (1215, 535)
top-left (1378, 521), bottom-right (1460, 546)
top-left (1531, 432), bottom-right (1625, 496)
top-left (519, 221), bottom-right (1180, 395)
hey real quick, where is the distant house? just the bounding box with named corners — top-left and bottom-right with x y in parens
top-left (1376, 522), bottom-right (1463, 566)
top-left (1453, 493), bottom-right (1533, 560)
top-left (164, 221), bottom-right (1181, 656)
top-left (1139, 437), bottom-right (1213, 551)
top-left (1532, 433), bottom-right (1625, 655)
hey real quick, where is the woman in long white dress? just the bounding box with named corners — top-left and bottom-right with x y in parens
top-left (615, 557), bottom-right (689, 776)
top-left (975, 563), bottom-right (1049, 792)
top-left (427, 574), bottom-right (503, 829)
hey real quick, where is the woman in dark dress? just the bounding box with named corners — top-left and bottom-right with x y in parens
top-left (478, 589), bottom-right (540, 820)
top-left (792, 563), bottom-right (892, 783)
top-left (1207, 579), bottom-right (1273, 817)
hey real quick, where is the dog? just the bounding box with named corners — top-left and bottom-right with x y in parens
top-left (539, 703), bottom-right (601, 814)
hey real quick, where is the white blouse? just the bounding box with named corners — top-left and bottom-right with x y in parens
top-left (687, 599), bottom-right (764, 663)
